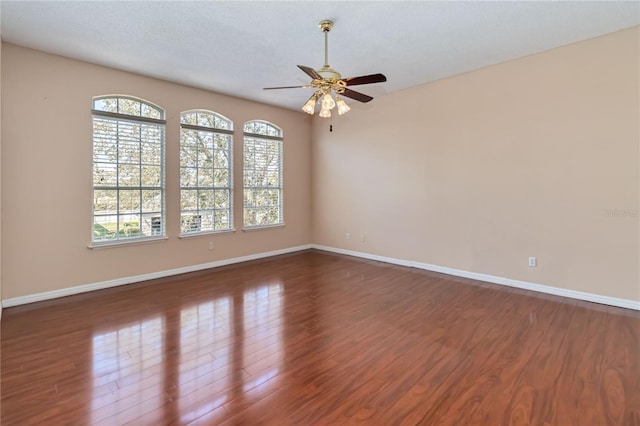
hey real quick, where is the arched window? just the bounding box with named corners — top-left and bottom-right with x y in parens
top-left (243, 121), bottom-right (283, 228)
top-left (92, 96), bottom-right (166, 244)
top-left (180, 110), bottom-right (233, 234)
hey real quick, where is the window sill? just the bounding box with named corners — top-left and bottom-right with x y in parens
top-left (179, 229), bottom-right (236, 239)
top-left (88, 236), bottom-right (168, 250)
top-left (242, 223), bottom-right (285, 232)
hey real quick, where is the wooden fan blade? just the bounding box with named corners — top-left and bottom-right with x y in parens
top-left (263, 85), bottom-right (306, 90)
top-left (344, 73), bottom-right (387, 86)
top-left (341, 88), bottom-right (373, 103)
top-left (298, 65), bottom-right (322, 80)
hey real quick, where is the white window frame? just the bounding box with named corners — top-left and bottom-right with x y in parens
top-left (91, 95), bottom-right (166, 247)
top-left (179, 110), bottom-right (234, 236)
top-left (243, 120), bottom-right (284, 229)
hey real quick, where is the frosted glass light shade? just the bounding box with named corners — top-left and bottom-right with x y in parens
top-left (319, 107), bottom-right (332, 118)
top-left (336, 97), bottom-right (350, 115)
top-left (321, 93), bottom-right (336, 110)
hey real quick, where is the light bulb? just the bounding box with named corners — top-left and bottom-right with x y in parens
top-left (336, 97), bottom-right (351, 115)
top-left (321, 93), bottom-right (336, 110)
top-left (302, 93), bottom-right (318, 115)
top-left (319, 107), bottom-right (332, 118)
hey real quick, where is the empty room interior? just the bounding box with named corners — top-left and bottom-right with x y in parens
top-left (0, 1), bottom-right (638, 425)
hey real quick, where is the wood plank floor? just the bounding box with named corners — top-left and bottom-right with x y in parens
top-left (1, 250), bottom-right (638, 425)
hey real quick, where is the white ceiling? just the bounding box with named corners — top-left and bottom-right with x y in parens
top-left (1, 1), bottom-right (638, 112)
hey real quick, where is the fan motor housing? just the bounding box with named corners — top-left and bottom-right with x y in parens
top-left (317, 65), bottom-right (342, 80)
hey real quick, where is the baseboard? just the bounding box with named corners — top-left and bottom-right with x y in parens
top-left (1, 244), bottom-right (312, 308)
top-left (312, 245), bottom-right (640, 311)
top-left (4, 243), bottom-right (638, 311)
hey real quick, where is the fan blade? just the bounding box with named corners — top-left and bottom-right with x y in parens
top-left (341, 88), bottom-right (373, 103)
top-left (298, 65), bottom-right (322, 80)
top-left (263, 85), bottom-right (306, 90)
top-left (344, 73), bottom-right (387, 86)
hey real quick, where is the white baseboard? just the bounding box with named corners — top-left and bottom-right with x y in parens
top-left (312, 245), bottom-right (640, 311)
top-left (3, 243), bottom-right (638, 312)
top-left (1, 245), bottom-right (312, 308)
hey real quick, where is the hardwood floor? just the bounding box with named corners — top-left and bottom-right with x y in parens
top-left (1, 250), bottom-right (638, 425)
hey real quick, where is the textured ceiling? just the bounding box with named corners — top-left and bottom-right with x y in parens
top-left (1, 1), bottom-right (638, 112)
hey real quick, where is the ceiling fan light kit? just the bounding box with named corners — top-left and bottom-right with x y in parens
top-left (264, 19), bottom-right (387, 118)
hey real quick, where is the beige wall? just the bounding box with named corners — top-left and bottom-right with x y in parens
top-left (1, 43), bottom-right (312, 300)
top-left (312, 27), bottom-right (639, 301)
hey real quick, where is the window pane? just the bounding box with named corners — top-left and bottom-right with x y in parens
top-left (93, 190), bottom-right (117, 215)
top-left (215, 117), bottom-right (231, 130)
top-left (118, 140), bottom-right (140, 164)
top-left (181, 112), bottom-right (197, 125)
top-left (244, 208), bottom-right (256, 226)
top-left (118, 214), bottom-right (141, 238)
top-left (118, 98), bottom-right (141, 116)
top-left (119, 190), bottom-right (141, 214)
top-left (93, 214), bottom-right (118, 240)
top-left (141, 166), bottom-right (161, 186)
top-left (141, 103), bottom-right (161, 119)
top-left (142, 190), bottom-right (162, 212)
top-left (141, 213), bottom-right (163, 236)
top-left (141, 142), bottom-right (161, 164)
top-left (214, 169), bottom-right (228, 187)
top-left (215, 135), bottom-right (230, 151)
top-left (214, 149), bottom-right (229, 168)
top-left (198, 190), bottom-right (214, 209)
top-left (180, 167), bottom-right (197, 187)
top-left (118, 164), bottom-right (140, 186)
top-left (93, 138), bottom-right (117, 163)
top-left (200, 212), bottom-right (214, 231)
top-left (243, 189), bottom-right (254, 205)
top-left (180, 143), bottom-right (198, 168)
top-left (93, 163), bottom-right (117, 186)
top-left (181, 213), bottom-right (202, 233)
top-left (181, 189), bottom-right (197, 211)
top-left (198, 168), bottom-right (214, 187)
top-left (94, 98), bottom-right (118, 113)
top-left (197, 113), bottom-right (214, 128)
top-left (215, 211), bottom-right (229, 230)
top-left (197, 135), bottom-right (214, 167)
top-left (215, 190), bottom-right (230, 208)
top-left (266, 171), bottom-right (280, 186)
top-left (268, 207), bottom-right (280, 223)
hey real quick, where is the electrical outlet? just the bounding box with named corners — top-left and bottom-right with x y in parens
top-left (345, 232), bottom-right (351, 240)
top-left (208, 241), bottom-right (215, 250)
top-left (528, 257), bottom-right (536, 267)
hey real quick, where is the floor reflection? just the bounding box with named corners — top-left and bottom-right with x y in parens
top-left (178, 297), bottom-right (231, 424)
top-left (242, 283), bottom-right (283, 395)
top-left (88, 281), bottom-right (285, 423)
top-left (91, 316), bottom-right (164, 424)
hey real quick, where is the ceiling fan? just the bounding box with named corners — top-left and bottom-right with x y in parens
top-left (264, 20), bottom-right (387, 118)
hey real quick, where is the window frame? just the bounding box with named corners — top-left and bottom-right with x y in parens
top-left (179, 110), bottom-right (234, 236)
top-left (90, 95), bottom-right (166, 247)
top-left (242, 120), bottom-right (284, 230)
